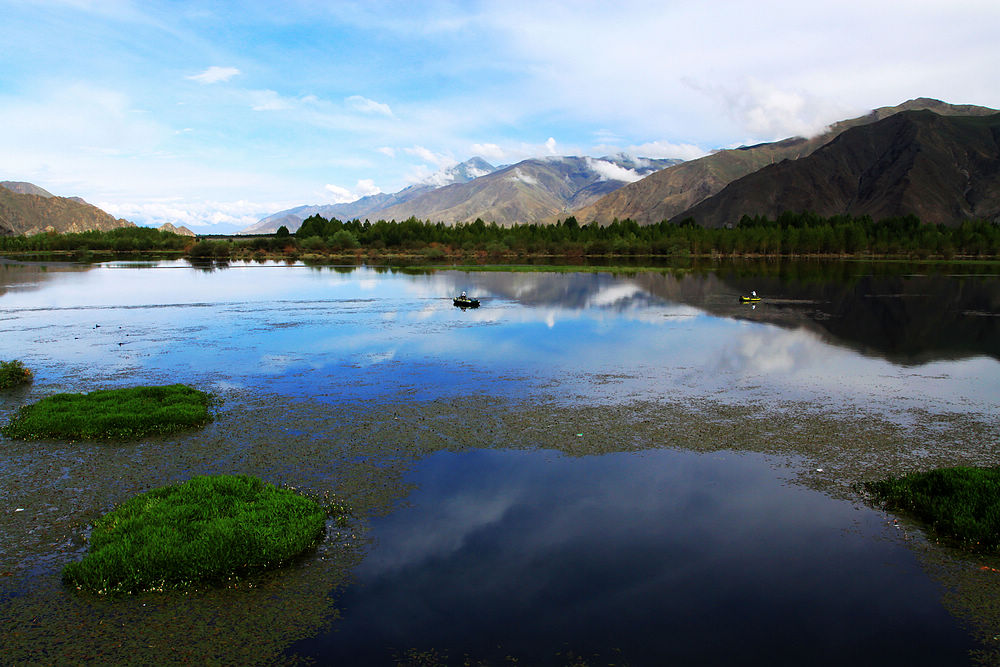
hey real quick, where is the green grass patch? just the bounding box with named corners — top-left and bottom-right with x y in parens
top-left (866, 466), bottom-right (1000, 552)
top-left (63, 474), bottom-right (328, 594)
top-left (0, 359), bottom-right (32, 389)
top-left (1, 384), bottom-right (211, 440)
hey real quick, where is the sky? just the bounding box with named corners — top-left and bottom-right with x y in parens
top-left (1, 0), bottom-right (998, 234)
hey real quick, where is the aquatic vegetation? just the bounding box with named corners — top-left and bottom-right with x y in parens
top-left (866, 466), bottom-right (1000, 552)
top-left (62, 474), bottom-right (329, 594)
top-left (0, 359), bottom-right (32, 389)
top-left (1, 384), bottom-right (211, 440)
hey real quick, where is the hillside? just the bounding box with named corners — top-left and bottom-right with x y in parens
top-left (573, 98), bottom-right (999, 226)
top-left (674, 110), bottom-right (1000, 227)
top-left (0, 182), bottom-right (135, 235)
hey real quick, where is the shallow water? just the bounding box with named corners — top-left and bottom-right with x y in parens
top-left (1, 259), bottom-right (999, 665)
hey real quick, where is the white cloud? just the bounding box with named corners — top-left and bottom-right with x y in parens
top-left (507, 167), bottom-right (538, 186)
top-left (470, 142), bottom-right (505, 161)
top-left (347, 95), bottom-right (394, 116)
top-left (186, 66), bottom-right (241, 84)
top-left (98, 198), bottom-right (278, 231)
top-left (465, 165), bottom-right (492, 179)
top-left (377, 146), bottom-right (396, 158)
top-left (585, 158), bottom-right (643, 183)
top-left (249, 89), bottom-right (293, 111)
top-left (405, 145), bottom-right (454, 167)
top-left (544, 137), bottom-right (557, 154)
top-left (686, 77), bottom-right (852, 141)
top-left (324, 178), bottom-right (382, 204)
top-left (622, 141), bottom-right (708, 161)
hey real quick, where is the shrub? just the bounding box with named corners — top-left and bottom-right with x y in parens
top-left (1, 384), bottom-right (211, 440)
top-left (62, 475), bottom-right (327, 593)
top-left (300, 235), bottom-right (327, 252)
top-left (328, 229), bottom-right (359, 250)
top-left (0, 360), bottom-right (32, 389)
top-left (865, 466), bottom-right (1000, 552)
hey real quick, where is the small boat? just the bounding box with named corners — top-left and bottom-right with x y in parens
top-left (453, 295), bottom-right (480, 308)
top-left (739, 295), bottom-right (761, 303)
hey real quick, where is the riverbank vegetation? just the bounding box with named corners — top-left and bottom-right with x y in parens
top-left (0, 360), bottom-right (32, 389)
top-left (1, 384), bottom-right (211, 440)
top-left (1, 212), bottom-right (997, 261)
top-left (865, 466), bottom-right (1000, 553)
top-left (62, 474), bottom-right (328, 594)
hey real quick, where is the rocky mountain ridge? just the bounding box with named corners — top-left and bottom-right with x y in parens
top-left (0, 182), bottom-right (135, 236)
top-left (573, 98), bottom-right (999, 226)
top-left (673, 110), bottom-right (1000, 227)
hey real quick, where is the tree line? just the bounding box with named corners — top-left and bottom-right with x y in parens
top-left (0, 226), bottom-right (189, 253)
top-left (285, 211), bottom-right (1000, 258)
top-left (0, 211), bottom-right (998, 259)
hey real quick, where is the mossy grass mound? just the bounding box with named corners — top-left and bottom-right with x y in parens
top-left (0, 359), bottom-right (32, 389)
top-left (63, 474), bottom-right (328, 594)
top-left (866, 466), bottom-right (1000, 552)
top-left (1, 384), bottom-right (211, 440)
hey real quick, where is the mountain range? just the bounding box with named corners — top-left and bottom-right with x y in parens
top-left (245, 97), bottom-right (998, 234)
top-left (240, 155), bottom-right (678, 233)
top-left (241, 157), bottom-right (498, 234)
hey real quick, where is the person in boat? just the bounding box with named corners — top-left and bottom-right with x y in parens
top-left (751, 290), bottom-right (757, 298)
top-left (460, 290), bottom-right (467, 299)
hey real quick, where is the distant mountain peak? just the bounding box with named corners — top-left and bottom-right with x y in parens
top-left (420, 157), bottom-right (496, 187)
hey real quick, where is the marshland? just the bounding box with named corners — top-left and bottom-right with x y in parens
top-left (1, 257), bottom-right (999, 666)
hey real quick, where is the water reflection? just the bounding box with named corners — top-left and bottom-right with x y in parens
top-left (289, 448), bottom-right (974, 665)
top-left (1, 261), bottom-right (997, 419)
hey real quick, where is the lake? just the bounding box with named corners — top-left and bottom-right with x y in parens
top-left (1, 258), bottom-right (999, 665)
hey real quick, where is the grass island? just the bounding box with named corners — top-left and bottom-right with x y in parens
top-left (866, 466), bottom-right (1000, 553)
top-left (1, 384), bottom-right (211, 440)
top-left (63, 474), bottom-right (329, 594)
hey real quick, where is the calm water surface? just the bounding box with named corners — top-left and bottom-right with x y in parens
top-left (1, 259), bottom-right (999, 665)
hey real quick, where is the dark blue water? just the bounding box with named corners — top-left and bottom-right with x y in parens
top-left (289, 448), bottom-right (971, 665)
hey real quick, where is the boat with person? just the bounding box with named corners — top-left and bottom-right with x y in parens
top-left (453, 291), bottom-right (480, 308)
top-left (739, 290), bottom-right (761, 303)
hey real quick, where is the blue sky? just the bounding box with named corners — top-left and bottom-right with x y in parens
top-left (1, 0), bottom-right (998, 233)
